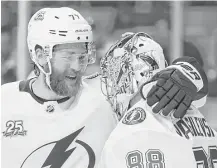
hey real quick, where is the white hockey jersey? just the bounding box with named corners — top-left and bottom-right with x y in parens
top-left (173, 105), bottom-right (217, 168)
top-left (97, 68), bottom-right (217, 168)
top-left (98, 97), bottom-right (217, 168)
top-left (1, 78), bottom-right (117, 168)
top-left (98, 99), bottom-right (197, 168)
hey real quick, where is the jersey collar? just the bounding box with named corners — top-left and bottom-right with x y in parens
top-left (19, 79), bottom-right (70, 104)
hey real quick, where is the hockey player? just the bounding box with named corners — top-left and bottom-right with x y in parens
top-left (98, 32), bottom-right (217, 168)
top-left (1, 7), bottom-right (213, 168)
top-left (1, 7), bottom-right (117, 168)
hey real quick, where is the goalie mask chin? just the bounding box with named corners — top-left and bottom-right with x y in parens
top-left (100, 32), bottom-right (166, 119)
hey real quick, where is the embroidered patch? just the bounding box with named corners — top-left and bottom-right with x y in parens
top-left (34, 11), bottom-right (46, 21)
top-left (122, 107), bottom-right (146, 125)
top-left (2, 120), bottom-right (27, 137)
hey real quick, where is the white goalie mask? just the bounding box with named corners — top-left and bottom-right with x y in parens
top-left (27, 7), bottom-right (96, 88)
top-left (100, 32), bottom-right (166, 119)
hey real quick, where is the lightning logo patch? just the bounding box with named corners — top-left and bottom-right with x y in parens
top-left (20, 127), bottom-right (95, 168)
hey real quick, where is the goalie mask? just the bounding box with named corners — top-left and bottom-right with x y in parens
top-left (27, 7), bottom-right (96, 89)
top-left (100, 32), bottom-right (166, 119)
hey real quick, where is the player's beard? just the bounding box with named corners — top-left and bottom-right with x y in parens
top-left (49, 68), bottom-right (83, 97)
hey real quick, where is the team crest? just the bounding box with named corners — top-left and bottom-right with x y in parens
top-left (2, 120), bottom-right (27, 137)
top-left (34, 11), bottom-right (46, 21)
top-left (122, 107), bottom-right (146, 125)
top-left (20, 127), bottom-right (95, 168)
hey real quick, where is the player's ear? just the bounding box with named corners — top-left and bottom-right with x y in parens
top-left (35, 46), bottom-right (47, 66)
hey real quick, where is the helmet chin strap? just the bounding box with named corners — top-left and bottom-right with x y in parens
top-left (45, 57), bottom-right (52, 90)
top-left (33, 56), bottom-right (53, 90)
top-left (45, 73), bottom-right (52, 90)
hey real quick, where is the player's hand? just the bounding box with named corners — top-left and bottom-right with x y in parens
top-left (142, 57), bottom-right (207, 119)
top-left (145, 68), bottom-right (197, 119)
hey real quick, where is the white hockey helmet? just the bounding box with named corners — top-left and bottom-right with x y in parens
top-left (100, 32), bottom-right (166, 118)
top-left (27, 7), bottom-right (96, 87)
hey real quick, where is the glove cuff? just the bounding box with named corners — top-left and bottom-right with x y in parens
top-left (166, 62), bottom-right (203, 92)
top-left (172, 57), bottom-right (208, 102)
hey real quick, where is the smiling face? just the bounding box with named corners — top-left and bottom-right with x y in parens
top-left (48, 43), bottom-right (88, 97)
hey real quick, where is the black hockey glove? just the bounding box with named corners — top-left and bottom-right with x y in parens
top-left (141, 57), bottom-right (208, 119)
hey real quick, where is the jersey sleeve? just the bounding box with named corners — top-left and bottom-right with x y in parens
top-left (98, 99), bottom-right (196, 168)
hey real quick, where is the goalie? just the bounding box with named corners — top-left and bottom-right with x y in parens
top-left (98, 32), bottom-right (217, 168)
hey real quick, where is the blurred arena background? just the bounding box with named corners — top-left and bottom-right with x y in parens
top-left (1, 1), bottom-right (217, 129)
